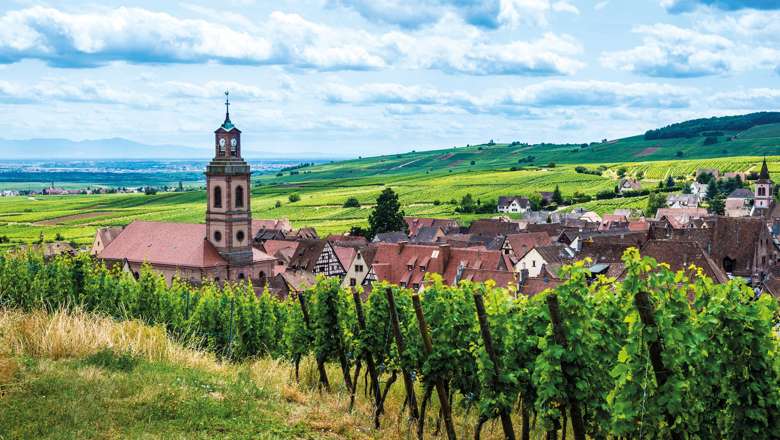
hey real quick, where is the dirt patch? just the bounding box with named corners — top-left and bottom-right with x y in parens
top-left (635, 147), bottom-right (659, 157)
top-left (438, 153), bottom-right (455, 160)
top-left (36, 211), bottom-right (112, 225)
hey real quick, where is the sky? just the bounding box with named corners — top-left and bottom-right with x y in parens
top-left (0, 0), bottom-right (779, 158)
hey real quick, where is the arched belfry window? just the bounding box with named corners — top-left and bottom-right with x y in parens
top-left (214, 186), bottom-right (222, 208)
top-left (235, 185), bottom-right (244, 208)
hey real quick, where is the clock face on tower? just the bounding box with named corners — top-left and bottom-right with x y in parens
top-left (219, 138), bottom-right (226, 148)
top-left (231, 138), bottom-right (237, 147)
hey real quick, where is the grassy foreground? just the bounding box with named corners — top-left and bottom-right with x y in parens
top-left (0, 308), bottom-right (552, 440)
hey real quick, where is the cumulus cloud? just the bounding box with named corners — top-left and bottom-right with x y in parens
top-left (321, 80), bottom-right (695, 114)
top-left (661, 0), bottom-right (780, 13)
top-left (710, 88), bottom-right (780, 109)
top-left (0, 79), bottom-right (288, 107)
top-left (0, 6), bottom-right (583, 76)
top-left (0, 79), bottom-right (156, 107)
top-left (329, 0), bottom-right (578, 29)
top-left (600, 23), bottom-right (780, 77)
top-left (0, 7), bottom-right (383, 70)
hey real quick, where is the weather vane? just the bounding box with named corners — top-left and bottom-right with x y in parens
top-left (224, 90), bottom-right (230, 112)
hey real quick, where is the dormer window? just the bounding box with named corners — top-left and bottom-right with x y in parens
top-left (407, 264), bottom-right (414, 271)
top-left (419, 265), bottom-right (426, 272)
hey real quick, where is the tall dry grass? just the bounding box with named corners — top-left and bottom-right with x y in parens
top-left (0, 307), bottom-right (534, 439)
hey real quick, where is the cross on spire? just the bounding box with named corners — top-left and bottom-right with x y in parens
top-left (224, 90), bottom-right (230, 119)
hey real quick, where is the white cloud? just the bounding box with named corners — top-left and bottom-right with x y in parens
top-left (710, 88), bottom-right (780, 109)
top-left (594, 1), bottom-right (610, 11)
top-left (330, 0), bottom-right (577, 29)
top-left (0, 6), bottom-right (584, 76)
top-left (552, 1), bottom-right (580, 14)
top-left (600, 23), bottom-right (780, 77)
top-left (0, 79), bottom-right (155, 107)
top-left (661, 0), bottom-right (780, 13)
top-left (321, 80), bottom-right (696, 114)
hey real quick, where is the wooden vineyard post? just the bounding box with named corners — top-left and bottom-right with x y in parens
top-left (473, 292), bottom-right (516, 440)
top-left (411, 291), bottom-right (457, 440)
top-left (385, 287), bottom-right (420, 422)
top-left (633, 291), bottom-right (683, 440)
top-left (352, 290), bottom-right (383, 428)
top-left (298, 292), bottom-right (330, 391)
top-left (545, 294), bottom-right (585, 440)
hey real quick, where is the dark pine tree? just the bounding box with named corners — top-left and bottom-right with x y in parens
top-left (368, 187), bottom-right (407, 239)
top-left (552, 185), bottom-right (563, 205)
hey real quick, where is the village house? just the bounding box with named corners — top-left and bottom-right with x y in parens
top-left (618, 178), bottom-right (641, 193)
top-left (514, 244), bottom-right (574, 278)
top-left (497, 196), bottom-right (531, 214)
top-left (341, 246), bottom-right (378, 289)
top-left (404, 217), bottom-right (460, 238)
top-left (725, 188), bottom-right (754, 217)
top-left (96, 95), bottom-right (276, 285)
top-left (666, 194), bottom-right (699, 208)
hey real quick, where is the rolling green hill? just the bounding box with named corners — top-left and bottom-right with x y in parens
top-left (2, 113), bottom-right (780, 246)
top-left (260, 112), bottom-right (780, 185)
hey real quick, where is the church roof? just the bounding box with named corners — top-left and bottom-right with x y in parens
top-left (98, 221), bottom-right (227, 268)
top-left (759, 158), bottom-right (771, 181)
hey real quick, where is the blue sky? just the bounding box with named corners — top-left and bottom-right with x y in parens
top-left (0, 0), bottom-right (779, 157)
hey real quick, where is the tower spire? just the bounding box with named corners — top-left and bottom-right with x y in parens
top-left (221, 90), bottom-right (234, 130)
top-left (224, 90), bottom-right (231, 121)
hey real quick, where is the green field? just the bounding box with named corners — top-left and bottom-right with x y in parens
top-left (0, 153), bottom-right (774, 249)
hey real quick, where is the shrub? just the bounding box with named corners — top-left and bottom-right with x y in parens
top-left (288, 193), bottom-right (301, 203)
top-left (274, 200), bottom-right (282, 208)
top-left (342, 197), bottom-right (360, 208)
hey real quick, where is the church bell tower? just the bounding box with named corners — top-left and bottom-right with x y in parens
top-left (206, 91), bottom-right (253, 267)
top-left (755, 157), bottom-right (773, 210)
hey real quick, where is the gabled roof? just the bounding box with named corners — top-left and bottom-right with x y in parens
top-left (468, 218), bottom-right (522, 237)
top-left (727, 188), bottom-right (754, 199)
top-left (503, 232), bottom-right (554, 259)
top-left (98, 221), bottom-right (227, 268)
top-left (460, 268), bottom-right (516, 288)
top-left (261, 239), bottom-right (299, 262)
top-left (373, 231), bottom-right (410, 243)
top-left (497, 196), bottom-right (530, 209)
top-left (252, 219), bottom-right (292, 233)
top-left (411, 226), bottom-right (443, 243)
top-left (287, 239), bottom-right (328, 271)
top-left (404, 217), bottom-right (459, 237)
top-left (636, 239), bottom-right (728, 283)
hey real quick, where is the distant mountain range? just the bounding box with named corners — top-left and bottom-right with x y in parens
top-left (0, 138), bottom-right (344, 160)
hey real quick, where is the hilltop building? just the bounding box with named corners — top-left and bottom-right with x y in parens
top-left (96, 93), bottom-right (275, 284)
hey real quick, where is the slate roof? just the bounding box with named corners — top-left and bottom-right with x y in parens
top-left (411, 226), bottom-right (443, 243)
top-left (727, 188), bottom-right (754, 199)
top-left (373, 231), bottom-right (410, 243)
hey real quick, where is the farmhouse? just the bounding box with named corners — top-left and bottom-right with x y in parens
top-left (497, 196), bottom-right (531, 214)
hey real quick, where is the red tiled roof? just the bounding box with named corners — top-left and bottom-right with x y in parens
top-left (334, 246), bottom-right (357, 270)
top-left (261, 240), bottom-right (299, 261)
top-left (503, 232), bottom-right (553, 259)
top-left (252, 219), bottom-right (292, 233)
top-left (461, 268), bottom-right (516, 288)
top-left (99, 221), bottom-right (227, 268)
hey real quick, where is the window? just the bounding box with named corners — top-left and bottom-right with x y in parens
top-left (759, 187), bottom-right (766, 196)
top-left (213, 186), bottom-right (222, 208)
top-left (355, 264), bottom-right (364, 272)
top-left (420, 265), bottom-right (426, 272)
top-left (214, 231), bottom-right (222, 242)
top-left (532, 260), bottom-right (536, 268)
top-left (238, 273), bottom-right (245, 280)
top-left (350, 278), bottom-right (357, 286)
top-left (412, 283), bottom-right (419, 290)
top-left (235, 185), bottom-right (244, 208)
top-left (723, 257), bottom-right (736, 273)
top-left (236, 230), bottom-right (245, 242)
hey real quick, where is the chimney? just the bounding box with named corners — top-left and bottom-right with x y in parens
top-left (439, 243), bottom-right (451, 268)
top-left (398, 240), bottom-right (407, 253)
